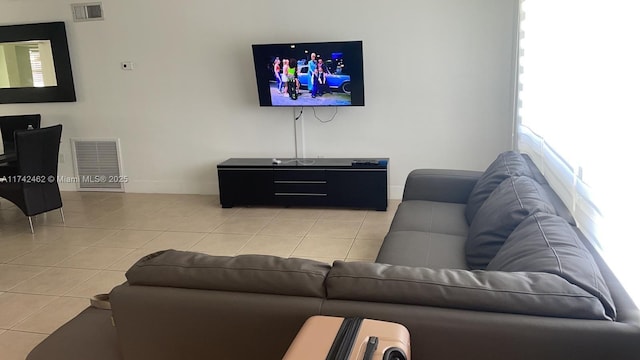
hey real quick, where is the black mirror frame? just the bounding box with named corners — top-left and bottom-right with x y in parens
top-left (0, 21), bottom-right (76, 104)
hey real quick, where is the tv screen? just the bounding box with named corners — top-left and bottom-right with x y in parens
top-left (252, 41), bottom-right (364, 107)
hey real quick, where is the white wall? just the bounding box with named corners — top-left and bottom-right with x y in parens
top-left (0, 0), bottom-right (519, 198)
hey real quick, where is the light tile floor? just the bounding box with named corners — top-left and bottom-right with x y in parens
top-left (0, 191), bottom-right (399, 359)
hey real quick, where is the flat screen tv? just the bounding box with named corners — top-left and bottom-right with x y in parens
top-left (252, 41), bottom-right (364, 107)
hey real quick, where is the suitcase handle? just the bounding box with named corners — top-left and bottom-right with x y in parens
top-left (327, 318), bottom-right (363, 360)
top-left (362, 336), bottom-right (378, 360)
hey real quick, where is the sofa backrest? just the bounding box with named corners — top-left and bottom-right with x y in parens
top-left (456, 151), bottom-right (617, 319)
top-left (465, 176), bottom-right (557, 269)
top-left (125, 250), bottom-right (331, 298)
top-left (487, 213), bottom-right (616, 320)
top-left (464, 151), bottom-right (534, 224)
top-left (123, 249), bottom-right (615, 321)
top-left (466, 151), bottom-right (576, 227)
top-left (325, 261), bottom-right (613, 320)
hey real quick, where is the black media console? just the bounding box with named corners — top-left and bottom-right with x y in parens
top-left (217, 158), bottom-right (388, 210)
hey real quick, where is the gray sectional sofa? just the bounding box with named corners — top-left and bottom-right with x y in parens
top-left (28, 151), bottom-right (640, 360)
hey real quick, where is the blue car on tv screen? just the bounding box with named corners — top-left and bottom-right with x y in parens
top-left (297, 65), bottom-right (351, 94)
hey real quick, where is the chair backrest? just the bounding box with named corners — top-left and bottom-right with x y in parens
top-left (15, 124), bottom-right (63, 178)
top-left (0, 114), bottom-right (42, 154)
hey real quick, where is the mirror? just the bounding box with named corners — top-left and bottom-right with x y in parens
top-left (0, 40), bottom-right (58, 89)
top-left (0, 22), bottom-right (76, 104)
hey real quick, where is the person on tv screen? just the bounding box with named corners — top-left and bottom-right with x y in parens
top-left (308, 52), bottom-right (317, 94)
top-left (311, 68), bottom-right (320, 98)
top-left (286, 58), bottom-right (299, 99)
top-left (281, 58), bottom-right (290, 96)
top-left (317, 58), bottom-right (331, 74)
top-left (273, 57), bottom-right (283, 93)
top-left (312, 66), bottom-right (330, 98)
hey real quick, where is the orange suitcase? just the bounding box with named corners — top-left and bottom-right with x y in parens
top-left (283, 316), bottom-right (410, 360)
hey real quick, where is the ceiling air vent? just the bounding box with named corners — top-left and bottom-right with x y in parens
top-left (71, 138), bottom-right (124, 192)
top-left (71, 2), bottom-right (104, 22)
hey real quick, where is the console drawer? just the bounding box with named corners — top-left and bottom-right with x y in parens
top-left (274, 169), bottom-right (326, 181)
top-left (274, 182), bottom-right (327, 194)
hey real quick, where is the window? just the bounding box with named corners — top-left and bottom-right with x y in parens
top-left (516, 0), bottom-right (640, 304)
top-left (28, 46), bottom-right (45, 87)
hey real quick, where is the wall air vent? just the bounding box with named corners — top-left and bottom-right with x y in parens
top-left (71, 139), bottom-right (124, 192)
top-left (71, 2), bottom-right (104, 22)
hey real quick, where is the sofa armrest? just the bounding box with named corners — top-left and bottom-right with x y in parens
top-left (402, 169), bottom-right (483, 203)
top-left (27, 308), bottom-right (121, 360)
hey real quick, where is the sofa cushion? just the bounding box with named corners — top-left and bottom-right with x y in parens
top-left (466, 176), bottom-right (556, 269)
top-left (539, 182), bottom-right (577, 226)
top-left (487, 213), bottom-right (616, 320)
top-left (465, 151), bottom-right (533, 224)
top-left (377, 230), bottom-right (468, 269)
top-left (125, 250), bottom-right (331, 298)
top-left (389, 200), bottom-right (468, 237)
top-left (326, 261), bottom-right (611, 320)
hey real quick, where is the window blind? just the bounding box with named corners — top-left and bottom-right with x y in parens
top-left (28, 46), bottom-right (45, 87)
top-left (516, 0), bottom-right (640, 304)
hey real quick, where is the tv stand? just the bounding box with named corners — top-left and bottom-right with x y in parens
top-left (217, 158), bottom-right (388, 210)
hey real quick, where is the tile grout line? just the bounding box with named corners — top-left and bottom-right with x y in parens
top-left (0, 293), bottom-right (59, 331)
top-left (2, 265), bottom-right (52, 293)
top-left (288, 212), bottom-right (323, 257)
top-left (346, 213), bottom-right (369, 257)
top-left (0, 328), bottom-right (51, 336)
